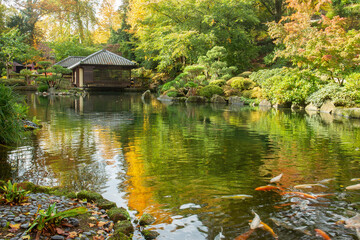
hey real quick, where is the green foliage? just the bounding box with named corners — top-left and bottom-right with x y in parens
top-left (38, 84), bottom-right (49, 92)
top-left (251, 67), bottom-right (321, 105)
top-left (20, 69), bottom-right (33, 83)
top-left (50, 40), bottom-right (100, 62)
top-left (0, 180), bottom-right (30, 204)
top-left (198, 85), bottom-right (224, 98)
top-left (0, 84), bottom-right (27, 145)
top-left (306, 83), bottom-right (356, 107)
top-left (230, 77), bottom-right (255, 90)
top-left (27, 203), bottom-right (87, 233)
top-left (37, 65), bottom-right (72, 89)
top-left (209, 80), bottom-right (226, 87)
top-left (166, 91), bottom-right (180, 97)
top-left (0, 78), bottom-right (26, 86)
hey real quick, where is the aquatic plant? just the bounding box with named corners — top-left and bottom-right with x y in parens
top-left (0, 180), bottom-right (30, 204)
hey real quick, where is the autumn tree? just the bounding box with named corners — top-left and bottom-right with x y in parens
top-left (268, 0), bottom-right (360, 85)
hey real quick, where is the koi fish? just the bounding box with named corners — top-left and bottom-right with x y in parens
top-left (270, 173), bottom-right (283, 183)
top-left (221, 194), bottom-right (253, 200)
top-left (255, 186), bottom-right (283, 192)
top-left (315, 229), bottom-right (331, 240)
top-left (273, 202), bottom-right (296, 209)
top-left (350, 178), bottom-right (360, 182)
top-left (294, 184), bottom-right (327, 189)
top-left (250, 210), bottom-right (261, 229)
top-left (249, 220), bottom-right (278, 239)
top-left (346, 184), bottom-right (360, 190)
top-left (270, 218), bottom-right (312, 236)
top-left (318, 178), bottom-right (335, 184)
top-left (314, 193), bottom-right (335, 198)
top-left (234, 229), bottom-right (255, 240)
top-left (280, 191), bottom-right (317, 199)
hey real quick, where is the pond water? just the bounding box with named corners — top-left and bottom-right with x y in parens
top-left (1, 92), bottom-right (360, 239)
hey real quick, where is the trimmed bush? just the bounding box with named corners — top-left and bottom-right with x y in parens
top-left (38, 84), bottom-right (49, 92)
top-left (198, 85), bottom-right (224, 98)
top-left (230, 77), bottom-right (255, 91)
top-left (209, 79), bottom-right (226, 87)
top-left (0, 79), bottom-right (26, 86)
top-left (306, 83), bottom-right (356, 107)
top-left (167, 91), bottom-right (179, 97)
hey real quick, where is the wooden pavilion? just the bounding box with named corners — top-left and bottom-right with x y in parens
top-left (55, 49), bottom-right (137, 88)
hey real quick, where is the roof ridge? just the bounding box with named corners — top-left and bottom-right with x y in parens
top-left (55, 56), bottom-right (86, 66)
top-left (79, 49), bottom-right (104, 63)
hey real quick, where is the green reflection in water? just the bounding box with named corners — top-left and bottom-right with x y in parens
top-left (1, 93), bottom-right (360, 239)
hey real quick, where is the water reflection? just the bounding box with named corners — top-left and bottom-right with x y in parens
top-left (1, 93), bottom-right (360, 239)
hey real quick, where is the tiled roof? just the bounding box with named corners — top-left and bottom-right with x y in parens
top-left (55, 56), bottom-right (86, 68)
top-left (68, 49), bottom-right (137, 69)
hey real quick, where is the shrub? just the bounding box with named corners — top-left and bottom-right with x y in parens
top-left (0, 78), bottom-right (26, 86)
top-left (198, 85), bottom-right (224, 98)
top-left (238, 71), bottom-right (252, 78)
top-left (0, 84), bottom-right (27, 145)
top-left (230, 77), bottom-right (255, 90)
top-left (209, 79), bottom-right (226, 87)
top-left (167, 91), bottom-right (179, 97)
top-left (306, 83), bottom-right (356, 107)
top-left (38, 84), bottom-right (49, 92)
top-left (250, 67), bottom-right (320, 105)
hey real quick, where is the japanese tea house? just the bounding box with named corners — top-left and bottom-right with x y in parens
top-left (55, 49), bottom-right (137, 88)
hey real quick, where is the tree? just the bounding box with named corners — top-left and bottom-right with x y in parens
top-left (50, 40), bottom-right (99, 61)
top-left (37, 64), bottom-right (72, 88)
top-left (0, 29), bottom-right (28, 78)
top-left (267, 0), bottom-right (360, 85)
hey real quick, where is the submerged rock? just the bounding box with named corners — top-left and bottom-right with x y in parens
top-left (139, 213), bottom-right (156, 226)
top-left (141, 230), bottom-right (160, 240)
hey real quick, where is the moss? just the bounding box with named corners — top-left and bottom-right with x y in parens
top-left (108, 231), bottom-right (131, 240)
top-left (77, 190), bottom-right (103, 202)
top-left (32, 185), bottom-right (51, 193)
top-left (141, 230), bottom-right (160, 240)
top-left (97, 199), bottom-right (117, 210)
top-left (186, 96), bottom-right (207, 103)
top-left (139, 213), bottom-right (156, 226)
top-left (114, 220), bottom-right (134, 236)
top-left (17, 181), bottom-right (35, 191)
top-left (108, 207), bottom-right (130, 222)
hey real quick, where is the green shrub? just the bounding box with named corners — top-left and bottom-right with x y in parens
top-left (0, 79), bottom-right (26, 86)
top-left (250, 67), bottom-right (320, 105)
top-left (0, 84), bottom-right (27, 145)
top-left (238, 71), bottom-right (252, 78)
top-left (161, 80), bottom-right (180, 93)
top-left (209, 79), bottom-right (226, 87)
top-left (306, 83), bottom-right (356, 107)
top-left (198, 85), bottom-right (224, 98)
top-left (167, 91), bottom-right (179, 97)
top-left (230, 77), bottom-right (255, 90)
top-left (38, 84), bottom-right (49, 92)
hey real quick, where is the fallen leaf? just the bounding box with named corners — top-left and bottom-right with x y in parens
top-left (5, 233), bottom-right (15, 238)
top-left (61, 222), bottom-right (73, 227)
top-left (97, 221), bottom-right (108, 227)
top-left (92, 211), bottom-right (102, 215)
top-left (100, 214), bottom-right (108, 218)
top-left (97, 230), bottom-right (105, 234)
top-left (21, 235), bottom-right (31, 239)
top-left (21, 203), bottom-right (31, 206)
top-left (93, 235), bottom-right (105, 240)
top-left (89, 223), bottom-right (96, 228)
top-left (56, 227), bottom-right (65, 235)
top-left (9, 223), bottom-right (21, 232)
top-left (68, 232), bottom-right (78, 238)
top-left (89, 217), bottom-right (97, 221)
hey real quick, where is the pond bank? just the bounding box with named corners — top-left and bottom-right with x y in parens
top-left (0, 182), bottom-right (158, 240)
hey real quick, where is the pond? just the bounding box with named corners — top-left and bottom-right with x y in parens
top-left (1, 92), bottom-right (360, 239)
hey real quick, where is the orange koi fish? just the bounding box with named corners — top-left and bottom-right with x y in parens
top-left (273, 202), bottom-right (297, 209)
top-left (315, 229), bottom-right (331, 240)
top-left (281, 191), bottom-right (317, 199)
top-left (249, 220), bottom-right (278, 239)
top-left (234, 229), bottom-right (255, 240)
top-left (255, 186), bottom-right (283, 192)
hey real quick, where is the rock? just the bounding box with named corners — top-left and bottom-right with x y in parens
top-left (172, 97), bottom-right (187, 102)
top-left (320, 100), bottom-right (336, 114)
top-left (186, 96), bottom-right (207, 103)
top-left (76, 190), bottom-right (103, 202)
top-left (141, 230), bottom-right (160, 240)
top-left (51, 235), bottom-right (65, 240)
top-left (97, 199), bottom-right (117, 210)
top-left (210, 94), bottom-right (226, 103)
top-left (108, 231), bottom-right (131, 240)
top-left (20, 223), bottom-right (30, 229)
top-left (141, 90), bottom-right (152, 101)
top-left (228, 96), bottom-right (244, 105)
top-left (333, 108), bottom-right (360, 119)
top-left (14, 217), bottom-right (21, 222)
top-left (259, 99), bottom-right (272, 107)
top-left (107, 207), bottom-right (130, 222)
top-left (69, 218), bottom-right (80, 227)
top-left (139, 213), bottom-right (156, 226)
top-left (305, 103), bottom-right (319, 112)
top-left (157, 95), bottom-right (173, 102)
top-left (114, 220), bottom-right (134, 236)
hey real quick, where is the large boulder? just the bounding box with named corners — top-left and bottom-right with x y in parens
top-left (141, 90), bottom-right (152, 101)
top-left (305, 103), bottom-right (319, 112)
top-left (157, 95), bottom-right (173, 102)
top-left (320, 100), bottom-right (336, 114)
top-left (210, 94), bottom-right (226, 103)
top-left (228, 96), bottom-right (244, 105)
top-left (333, 108), bottom-right (360, 119)
top-left (259, 99), bottom-right (271, 107)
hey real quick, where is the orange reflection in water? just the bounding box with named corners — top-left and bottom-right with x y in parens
top-left (124, 142), bottom-right (173, 224)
